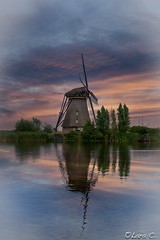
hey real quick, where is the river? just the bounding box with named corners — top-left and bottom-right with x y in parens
top-left (0, 142), bottom-right (160, 240)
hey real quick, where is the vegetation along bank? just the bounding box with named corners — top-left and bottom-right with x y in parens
top-left (0, 104), bottom-right (159, 143)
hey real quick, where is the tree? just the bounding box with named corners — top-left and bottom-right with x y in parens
top-left (43, 123), bottom-right (53, 133)
top-left (82, 121), bottom-right (97, 141)
top-left (110, 108), bottom-right (117, 141)
top-left (110, 108), bottom-right (117, 131)
top-left (15, 118), bottom-right (35, 132)
top-left (117, 103), bottom-right (124, 132)
top-left (117, 103), bottom-right (130, 133)
top-left (32, 117), bottom-right (41, 131)
top-left (96, 106), bottom-right (110, 136)
top-left (15, 117), bottom-right (42, 132)
top-left (123, 104), bottom-right (130, 132)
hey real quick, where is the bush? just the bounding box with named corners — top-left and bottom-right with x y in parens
top-left (15, 119), bottom-right (36, 132)
top-left (64, 131), bottom-right (81, 142)
top-left (82, 121), bottom-right (104, 142)
top-left (43, 124), bottom-right (53, 133)
top-left (15, 118), bottom-right (41, 132)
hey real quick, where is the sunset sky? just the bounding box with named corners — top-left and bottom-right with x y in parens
top-left (0, 0), bottom-right (160, 129)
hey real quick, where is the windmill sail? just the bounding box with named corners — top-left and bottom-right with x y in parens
top-left (90, 92), bottom-right (98, 105)
top-left (79, 74), bottom-right (98, 105)
top-left (81, 54), bottom-right (88, 88)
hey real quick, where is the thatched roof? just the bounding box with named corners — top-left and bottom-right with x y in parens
top-left (65, 87), bottom-right (88, 98)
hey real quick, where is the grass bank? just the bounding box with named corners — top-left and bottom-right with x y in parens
top-left (0, 126), bottom-right (159, 144)
top-left (0, 131), bottom-right (54, 143)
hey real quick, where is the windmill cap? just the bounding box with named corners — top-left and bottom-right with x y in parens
top-left (65, 87), bottom-right (89, 98)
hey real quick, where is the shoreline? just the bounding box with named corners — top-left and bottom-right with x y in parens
top-left (0, 128), bottom-right (159, 144)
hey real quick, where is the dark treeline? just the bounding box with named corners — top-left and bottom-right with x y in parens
top-left (0, 103), bottom-right (160, 143)
top-left (15, 117), bottom-right (53, 133)
top-left (82, 103), bottom-right (130, 142)
top-left (0, 118), bottom-right (54, 143)
top-left (66, 103), bottom-right (160, 143)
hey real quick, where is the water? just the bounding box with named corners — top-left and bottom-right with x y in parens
top-left (0, 142), bottom-right (160, 240)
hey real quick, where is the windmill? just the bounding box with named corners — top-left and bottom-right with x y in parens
top-left (55, 54), bottom-right (98, 132)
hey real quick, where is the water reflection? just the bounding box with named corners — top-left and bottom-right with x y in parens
top-left (2, 142), bottom-right (159, 240)
top-left (14, 142), bottom-right (131, 231)
top-left (118, 145), bottom-right (131, 179)
top-left (55, 143), bottom-right (131, 232)
top-left (112, 145), bottom-right (118, 173)
top-left (55, 143), bottom-right (98, 191)
top-left (63, 143), bottom-right (97, 192)
top-left (97, 144), bottom-right (111, 175)
top-left (97, 144), bottom-right (131, 179)
top-left (55, 143), bottom-right (98, 231)
top-left (15, 143), bottom-right (40, 162)
top-left (14, 142), bottom-right (131, 179)
top-left (56, 143), bottom-right (131, 189)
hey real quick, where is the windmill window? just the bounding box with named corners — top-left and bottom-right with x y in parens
top-left (76, 111), bottom-right (79, 116)
top-left (76, 119), bottom-right (78, 124)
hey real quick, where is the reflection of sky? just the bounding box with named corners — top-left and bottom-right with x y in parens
top-left (0, 0), bottom-right (160, 129)
top-left (0, 143), bottom-right (160, 240)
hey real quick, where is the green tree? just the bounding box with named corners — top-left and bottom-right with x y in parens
top-left (82, 121), bottom-right (97, 141)
top-left (32, 117), bottom-right (41, 131)
top-left (15, 117), bottom-right (42, 132)
top-left (117, 103), bottom-right (124, 132)
top-left (111, 108), bottom-right (117, 131)
top-left (117, 103), bottom-right (130, 133)
top-left (96, 106), bottom-right (110, 137)
top-left (43, 123), bottom-right (53, 133)
top-left (110, 108), bottom-right (117, 141)
top-left (15, 118), bottom-right (35, 132)
top-left (123, 104), bottom-right (130, 132)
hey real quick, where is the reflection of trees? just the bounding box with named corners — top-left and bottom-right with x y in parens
top-left (97, 144), bottom-right (119, 176)
top-left (15, 143), bottom-right (40, 162)
top-left (97, 144), bottom-right (131, 179)
top-left (97, 144), bottom-right (110, 175)
top-left (112, 145), bottom-right (118, 173)
top-left (118, 145), bottom-right (131, 179)
top-left (55, 142), bottom-right (131, 232)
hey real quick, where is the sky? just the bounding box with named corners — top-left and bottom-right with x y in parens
top-left (0, 0), bottom-right (160, 129)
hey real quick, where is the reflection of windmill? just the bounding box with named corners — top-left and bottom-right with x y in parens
top-left (55, 143), bottom-right (98, 232)
top-left (55, 54), bottom-right (98, 132)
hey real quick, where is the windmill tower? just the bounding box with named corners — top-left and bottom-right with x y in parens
top-left (55, 54), bottom-right (98, 133)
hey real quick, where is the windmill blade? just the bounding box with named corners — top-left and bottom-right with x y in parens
top-left (79, 75), bottom-right (98, 105)
top-left (90, 92), bottom-right (98, 105)
top-left (79, 74), bottom-right (90, 96)
top-left (88, 96), bottom-right (96, 122)
top-left (55, 96), bottom-right (68, 131)
top-left (81, 54), bottom-right (88, 88)
top-left (79, 73), bottom-right (86, 88)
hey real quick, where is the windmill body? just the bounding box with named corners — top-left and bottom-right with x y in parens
top-left (62, 87), bottom-right (90, 132)
top-left (55, 55), bottom-right (98, 132)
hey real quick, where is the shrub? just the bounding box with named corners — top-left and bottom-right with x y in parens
top-left (15, 118), bottom-right (42, 132)
top-left (43, 124), bottom-right (53, 133)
